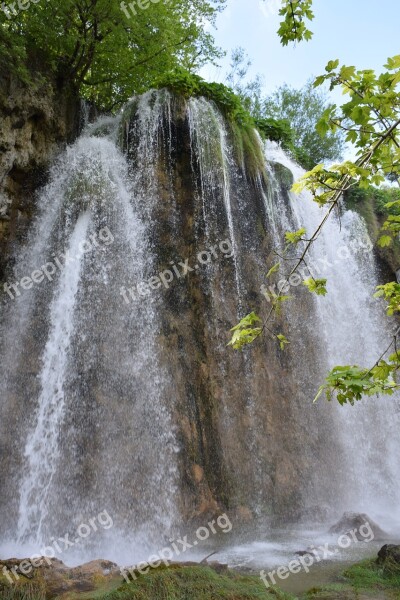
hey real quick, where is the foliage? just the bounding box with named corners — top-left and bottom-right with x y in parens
top-left (254, 117), bottom-right (295, 151)
top-left (0, 0), bottom-right (225, 110)
top-left (229, 4), bottom-right (400, 407)
top-left (276, 0), bottom-right (314, 46)
top-left (226, 49), bottom-right (344, 169)
top-left (262, 82), bottom-right (345, 170)
top-left (227, 313), bottom-right (263, 350)
top-left (285, 227), bottom-right (307, 244)
top-left (345, 184), bottom-right (400, 216)
top-left (157, 68), bottom-right (251, 124)
top-left (314, 363), bottom-right (398, 405)
top-left (303, 278), bottom-right (327, 296)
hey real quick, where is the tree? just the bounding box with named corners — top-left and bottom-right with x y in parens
top-left (263, 82), bottom-right (345, 170)
top-left (231, 0), bottom-right (400, 406)
top-left (225, 49), bottom-right (344, 169)
top-left (0, 0), bottom-right (225, 110)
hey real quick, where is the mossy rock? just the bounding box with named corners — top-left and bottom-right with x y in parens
top-left (270, 162), bottom-right (294, 192)
top-left (91, 564), bottom-right (294, 600)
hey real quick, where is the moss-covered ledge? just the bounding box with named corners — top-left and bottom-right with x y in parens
top-left (154, 69), bottom-right (294, 182)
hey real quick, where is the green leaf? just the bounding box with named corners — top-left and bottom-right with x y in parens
top-left (277, 334), bottom-right (290, 350)
top-left (266, 263), bottom-right (280, 278)
top-left (326, 59), bottom-right (340, 73)
top-left (303, 278), bottom-right (328, 296)
top-left (228, 313), bottom-right (263, 350)
top-left (285, 228), bottom-right (307, 245)
top-left (378, 235), bottom-right (392, 248)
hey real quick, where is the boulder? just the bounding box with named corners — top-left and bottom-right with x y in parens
top-left (329, 512), bottom-right (387, 541)
top-left (377, 544), bottom-right (400, 567)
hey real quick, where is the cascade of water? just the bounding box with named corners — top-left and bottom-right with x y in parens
top-left (0, 107), bottom-right (179, 562)
top-left (264, 141), bottom-right (400, 523)
top-left (1, 93), bottom-right (399, 567)
top-left (187, 97), bottom-right (243, 306)
top-left (17, 211), bottom-right (91, 542)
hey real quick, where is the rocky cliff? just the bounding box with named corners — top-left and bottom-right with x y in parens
top-left (0, 70), bottom-right (80, 281)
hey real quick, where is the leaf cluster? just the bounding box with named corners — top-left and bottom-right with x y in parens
top-left (315, 363), bottom-right (398, 405)
top-left (277, 0), bottom-right (314, 46)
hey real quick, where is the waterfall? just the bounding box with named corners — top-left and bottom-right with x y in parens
top-left (17, 211), bottom-right (91, 541)
top-left (265, 141), bottom-right (400, 524)
top-left (187, 97), bottom-right (243, 307)
top-left (0, 106), bottom-right (179, 563)
top-left (0, 91), bottom-right (399, 566)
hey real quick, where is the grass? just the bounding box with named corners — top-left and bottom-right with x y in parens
top-left (98, 565), bottom-right (294, 600)
top-left (2, 558), bottom-right (399, 600)
top-left (229, 119), bottom-right (267, 183)
top-left (0, 582), bottom-right (46, 600)
top-left (301, 559), bottom-right (400, 599)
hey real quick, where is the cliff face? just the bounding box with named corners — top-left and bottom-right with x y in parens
top-left (119, 93), bottom-right (343, 524)
top-left (0, 91), bottom-right (344, 545)
top-left (3, 90), bottom-right (397, 554)
top-left (0, 71), bottom-right (80, 280)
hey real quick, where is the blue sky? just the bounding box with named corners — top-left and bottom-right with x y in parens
top-left (201, 0), bottom-right (400, 100)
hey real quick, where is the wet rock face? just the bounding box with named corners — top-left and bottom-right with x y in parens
top-left (0, 70), bottom-right (80, 281)
top-left (120, 94), bottom-right (344, 525)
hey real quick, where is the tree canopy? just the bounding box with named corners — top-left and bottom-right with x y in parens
top-left (226, 48), bottom-right (344, 169)
top-left (262, 82), bottom-right (345, 170)
top-left (0, 0), bottom-right (225, 110)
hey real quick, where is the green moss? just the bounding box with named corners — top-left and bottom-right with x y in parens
top-left (342, 558), bottom-right (400, 589)
top-left (0, 579), bottom-right (46, 600)
top-left (271, 163), bottom-right (294, 192)
top-left (155, 68), bottom-right (295, 182)
top-left (229, 119), bottom-right (266, 182)
top-left (99, 565), bottom-right (294, 600)
top-left (301, 559), bottom-right (400, 599)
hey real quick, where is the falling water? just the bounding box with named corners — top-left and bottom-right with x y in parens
top-left (1, 93), bottom-right (399, 567)
top-left (0, 105), bottom-right (179, 562)
top-left (188, 97), bottom-right (243, 305)
top-left (17, 211), bottom-right (91, 541)
top-left (265, 141), bottom-right (400, 525)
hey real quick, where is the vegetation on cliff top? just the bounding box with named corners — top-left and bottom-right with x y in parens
top-left (157, 68), bottom-right (295, 179)
top-left (226, 48), bottom-right (344, 171)
top-left (0, 0), bottom-right (225, 110)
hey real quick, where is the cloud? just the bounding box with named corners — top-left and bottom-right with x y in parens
top-left (258, 0), bottom-right (281, 19)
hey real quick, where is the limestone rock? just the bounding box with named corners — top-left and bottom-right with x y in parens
top-left (329, 512), bottom-right (387, 541)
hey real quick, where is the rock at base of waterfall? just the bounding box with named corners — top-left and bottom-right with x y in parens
top-left (0, 557), bottom-right (120, 597)
top-left (377, 544), bottom-right (400, 570)
top-left (329, 512), bottom-right (388, 540)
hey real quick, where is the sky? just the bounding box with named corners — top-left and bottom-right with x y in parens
top-left (201, 0), bottom-right (400, 101)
